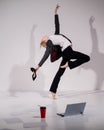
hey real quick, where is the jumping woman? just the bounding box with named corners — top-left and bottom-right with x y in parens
top-left (31, 5), bottom-right (90, 99)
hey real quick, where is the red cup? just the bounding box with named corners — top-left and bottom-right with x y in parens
top-left (40, 106), bottom-right (46, 118)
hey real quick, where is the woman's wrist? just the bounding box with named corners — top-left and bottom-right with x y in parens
top-left (35, 65), bottom-right (40, 71)
top-left (55, 9), bottom-right (58, 14)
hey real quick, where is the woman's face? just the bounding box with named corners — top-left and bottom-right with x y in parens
top-left (42, 36), bottom-right (49, 42)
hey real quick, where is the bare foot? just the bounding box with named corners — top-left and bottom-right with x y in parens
top-left (60, 62), bottom-right (68, 68)
top-left (51, 92), bottom-right (56, 100)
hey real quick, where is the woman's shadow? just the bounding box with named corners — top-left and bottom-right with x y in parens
top-left (9, 25), bottom-right (45, 96)
top-left (82, 16), bottom-right (104, 90)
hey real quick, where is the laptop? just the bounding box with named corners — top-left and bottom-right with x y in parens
top-left (57, 102), bottom-right (86, 117)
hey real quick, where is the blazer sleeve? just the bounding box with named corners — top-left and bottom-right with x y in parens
top-left (38, 40), bottom-right (53, 67)
top-left (54, 14), bottom-right (60, 34)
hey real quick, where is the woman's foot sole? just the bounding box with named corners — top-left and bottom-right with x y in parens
top-left (60, 62), bottom-right (68, 68)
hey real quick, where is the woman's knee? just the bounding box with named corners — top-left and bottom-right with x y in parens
top-left (57, 68), bottom-right (65, 77)
top-left (86, 55), bottom-right (90, 62)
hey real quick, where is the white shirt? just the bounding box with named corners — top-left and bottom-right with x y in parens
top-left (49, 35), bottom-right (72, 51)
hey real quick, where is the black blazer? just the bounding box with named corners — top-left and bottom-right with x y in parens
top-left (38, 15), bottom-right (72, 66)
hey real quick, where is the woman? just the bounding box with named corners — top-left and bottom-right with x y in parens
top-left (31, 5), bottom-right (90, 99)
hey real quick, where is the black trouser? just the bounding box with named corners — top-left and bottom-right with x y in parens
top-left (49, 46), bottom-right (90, 93)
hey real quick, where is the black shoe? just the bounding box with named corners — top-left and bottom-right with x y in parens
top-left (30, 67), bottom-right (37, 81)
top-left (30, 67), bottom-right (35, 72)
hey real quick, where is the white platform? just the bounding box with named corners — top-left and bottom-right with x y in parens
top-left (0, 90), bottom-right (104, 130)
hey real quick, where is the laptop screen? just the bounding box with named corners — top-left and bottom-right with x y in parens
top-left (64, 102), bottom-right (86, 116)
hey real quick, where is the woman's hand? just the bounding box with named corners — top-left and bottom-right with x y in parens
top-left (35, 65), bottom-right (40, 71)
top-left (55, 4), bottom-right (60, 14)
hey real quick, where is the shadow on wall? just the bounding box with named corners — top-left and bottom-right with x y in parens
top-left (82, 16), bottom-right (104, 90)
top-left (9, 25), bottom-right (45, 96)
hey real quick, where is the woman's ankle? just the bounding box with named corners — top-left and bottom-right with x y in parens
top-left (51, 92), bottom-right (56, 100)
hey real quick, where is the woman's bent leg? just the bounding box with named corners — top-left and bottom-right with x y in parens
top-left (69, 51), bottom-right (90, 69)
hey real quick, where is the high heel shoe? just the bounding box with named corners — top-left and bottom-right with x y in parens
top-left (30, 67), bottom-right (37, 81)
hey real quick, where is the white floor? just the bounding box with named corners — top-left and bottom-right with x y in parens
top-left (0, 90), bottom-right (104, 130)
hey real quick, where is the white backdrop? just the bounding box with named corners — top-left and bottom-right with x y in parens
top-left (0, 0), bottom-right (104, 94)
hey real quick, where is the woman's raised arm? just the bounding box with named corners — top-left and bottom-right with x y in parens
top-left (54, 4), bottom-right (60, 34)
